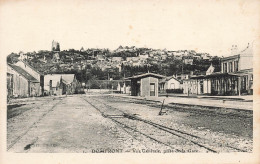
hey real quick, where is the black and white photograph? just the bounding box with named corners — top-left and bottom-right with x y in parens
top-left (1, 0), bottom-right (260, 163)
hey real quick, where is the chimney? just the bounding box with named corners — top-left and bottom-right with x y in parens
top-left (231, 45), bottom-right (238, 55)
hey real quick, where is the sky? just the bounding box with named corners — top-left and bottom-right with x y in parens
top-left (0, 0), bottom-right (259, 57)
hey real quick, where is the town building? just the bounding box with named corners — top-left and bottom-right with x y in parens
top-left (80, 47), bottom-right (85, 52)
top-left (51, 40), bottom-right (60, 51)
top-left (18, 51), bottom-right (27, 61)
top-left (111, 57), bottom-right (123, 64)
top-left (183, 57), bottom-right (193, 65)
top-left (126, 73), bottom-right (165, 97)
top-left (139, 54), bottom-right (149, 60)
top-left (52, 53), bottom-right (60, 63)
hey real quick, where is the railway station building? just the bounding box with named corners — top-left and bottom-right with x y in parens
top-left (126, 73), bottom-right (165, 97)
top-left (183, 43), bottom-right (253, 96)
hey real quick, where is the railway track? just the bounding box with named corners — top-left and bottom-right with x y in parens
top-left (7, 98), bottom-right (63, 151)
top-left (82, 96), bottom-right (248, 153)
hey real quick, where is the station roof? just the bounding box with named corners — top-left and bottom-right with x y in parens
top-left (125, 72), bottom-right (165, 80)
top-left (221, 54), bottom-right (240, 62)
top-left (190, 71), bottom-right (252, 79)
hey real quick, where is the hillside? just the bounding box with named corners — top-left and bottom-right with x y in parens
top-left (7, 46), bottom-right (221, 84)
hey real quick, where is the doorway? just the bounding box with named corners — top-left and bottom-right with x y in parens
top-left (150, 83), bottom-right (155, 96)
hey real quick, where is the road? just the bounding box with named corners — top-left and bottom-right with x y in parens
top-left (7, 94), bottom-right (253, 153)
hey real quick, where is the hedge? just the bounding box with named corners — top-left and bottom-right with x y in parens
top-left (166, 88), bottom-right (184, 94)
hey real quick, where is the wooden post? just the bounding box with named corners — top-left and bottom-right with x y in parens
top-left (196, 79), bottom-right (198, 95)
top-left (238, 77), bottom-right (241, 96)
top-left (207, 79), bottom-right (208, 94)
top-left (159, 99), bottom-right (165, 115)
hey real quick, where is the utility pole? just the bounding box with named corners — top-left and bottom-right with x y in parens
top-left (182, 60), bottom-right (184, 78)
top-left (107, 72), bottom-right (110, 90)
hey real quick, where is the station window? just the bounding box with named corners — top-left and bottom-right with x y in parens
top-left (229, 62), bottom-right (233, 72)
top-left (234, 61), bottom-right (238, 72)
top-left (223, 63), bottom-right (227, 73)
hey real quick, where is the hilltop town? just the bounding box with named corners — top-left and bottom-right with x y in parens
top-left (7, 41), bottom-right (221, 85)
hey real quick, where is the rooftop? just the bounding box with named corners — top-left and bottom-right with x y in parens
top-left (160, 76), bottom-right (181, 83)
top-left (125, 72), bottom-right (165, 80)
top-left (221, 54), bottom-right (240, 62)
top-left (8, 64), bottom-right (39, 83)
top-left (190, 70), bottom-right (252, 79)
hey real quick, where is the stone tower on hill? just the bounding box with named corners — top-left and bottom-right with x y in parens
top-left (51, 40), bottom-right (60, 51)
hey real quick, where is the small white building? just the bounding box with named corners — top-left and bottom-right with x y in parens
top-left (159, 76), bottom-right (182, 92)
top-left (44, 74), bottom-right (62, 95)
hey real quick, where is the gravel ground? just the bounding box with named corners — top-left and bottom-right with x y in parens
top-left (7, 93), bottom-right (253, 153)
top-left (87, 94), bottom-right (253, 152)
top-left (7, 95), bottom-right (146, 153)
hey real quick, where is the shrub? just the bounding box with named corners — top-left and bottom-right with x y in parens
top-left (166, 88), bottom-right (184, 94)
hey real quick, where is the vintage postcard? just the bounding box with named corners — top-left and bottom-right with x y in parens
top-left (0, 0), bottom-right (260, 163)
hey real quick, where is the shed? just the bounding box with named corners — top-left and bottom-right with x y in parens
top-left (126, 73), bottom-right (165, 97)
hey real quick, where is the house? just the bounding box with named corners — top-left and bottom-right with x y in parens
top-left (44, 74), bottom-right (63, 95)
top-left (14, 60), bottom-right (44, 96)
top-left (183, 43), bottom-right (253, 96)
top-left (193, 54), bottom-right (201, 59)
top-left (206, 64), bottom-right (215, 75)
top-left (18, 52), bottom-right (27, 61)
top-left (201, 53), bottom-right (210, 60)
top-left (161, 54), bottom-right (167, 60)
top-left (80, 47), bottom-right (85, 52)
top-left (139, 54), bottom-right (149, 60)
top-left (7, 64), bottom-right (40, 97)
top-left (59, 74), bottom-right (80, 95)
top-left (159, 76), bottom-right (182, 93)
top-left (111, 57), bottom-right (123, 63)
top-left (176, 72), bottom-right (192, 80)
top-left (126, 73), bottom-right (165, 97)
top-left (183, 57), bottom-right (193, 65)
top-left (44, 74), bottom-right (80, 95)
top-left (174, 55), bottom-right (182, 60)
top-left (53, 53), bottom-right (60, 63)
top-left (131, 57), bottom-right (140, 62)
top-left (96, 54), bottom-right (105, 63)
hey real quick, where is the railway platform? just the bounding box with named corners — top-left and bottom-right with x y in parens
top-left (112, 94), bottom-right (253, 111)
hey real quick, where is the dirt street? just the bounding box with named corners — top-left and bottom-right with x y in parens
top-left (7, 94), bottom-right (253, 153)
